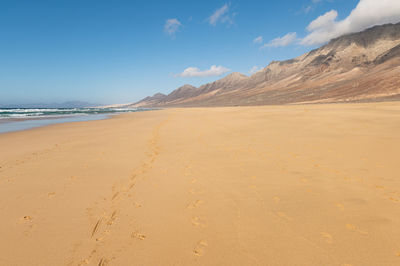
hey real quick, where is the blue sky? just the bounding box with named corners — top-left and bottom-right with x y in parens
top-left (1, 0), bottom-right (399, 105)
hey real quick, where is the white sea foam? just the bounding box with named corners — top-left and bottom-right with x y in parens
top-left (0, 107), bottom-right (147, 134)
top-left (0, 108), bottom-right (139, 119)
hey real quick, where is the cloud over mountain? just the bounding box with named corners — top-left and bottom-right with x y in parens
top-left (176, 65), bottom-right (230, 78)
top-left (301, 0), bottom-right (400, 45)
top-left (264, 32), bottom-right (297, 48)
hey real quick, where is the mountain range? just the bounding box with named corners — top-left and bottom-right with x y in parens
top-left (131, 22), bottom-right (400, 107)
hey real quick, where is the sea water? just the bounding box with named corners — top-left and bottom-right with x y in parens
top-left (0, 108), bottom-right (145, 134)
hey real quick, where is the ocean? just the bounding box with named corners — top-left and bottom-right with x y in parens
top-left (0, 107), bottom-right (146, 134)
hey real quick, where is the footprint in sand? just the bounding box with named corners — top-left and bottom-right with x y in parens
top-left (107, 211), bottom-right (118, 226)
top-left (346, 224), bottom-right (357, 231)
top-left (275, 211), bottom-right (292, 221)
top-left (346, 224), bottom-right (368, 235)
top-left (111, 192), bottom-right (120, 201)
top-left (396, 251), bottom-right (400, 257)
top-left (191, 216), bottom-right (207, 228)
top-left (127, 182), bottom-right (135, 190)
top-left (321, 232), bottom-right (333, 244)
top-left (98, 258), bottom-right (109, 266)
top-left (187, 200), bottom-right (204, 210)
top-left (193, 240), bottom-right (208, 256)
top-left (20, 216), bottom-right (33, 222)
top-left (131, 231), bottom-right (146, 240)
top-left (389, 197), bottom-right (399, 203)
top-left (134, 202), bottom-right (142, 208)
top-left (18, 216), bottom-right (35, 235)
top-left (189, 189), bottom-right (204, 195)
top-left (91, 219), bottom-right (102, 238)
top-left (47, 192), bottom-right (56, 198)
top-left (95, 236), bottom-right (105, 242)
top-left (336, 203), bottom-right (344, 210)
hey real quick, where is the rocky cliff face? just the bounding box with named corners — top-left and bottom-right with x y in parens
top-left (132, 22), bottom-right (400, 107)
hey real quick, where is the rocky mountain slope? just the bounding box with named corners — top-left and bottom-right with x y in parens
top-left (132, 22), bottom-right (400, 107)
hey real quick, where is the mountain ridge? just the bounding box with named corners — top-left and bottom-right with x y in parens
top-left (132, 22), bottom-right (400, 107)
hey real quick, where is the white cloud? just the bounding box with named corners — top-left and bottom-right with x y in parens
top-left (164, 18), bottom-right (182, 37)
top-left (307, 10), bottom-right (338, 32)
top-left (301, 0), bottom-right (400, 45)
top-left (253, 36), bottom-right (263, 44)
top-left (208, 4), bottom-right (235, 26)
top-left (176, 65), bottom-right (231, 78)
top-left (249, 66), bottom-right (263, 74)
top-left (263, 32), bottom-right (297, 48)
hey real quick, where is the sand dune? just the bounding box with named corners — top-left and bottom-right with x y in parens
top-left (1, 103), bottom-right (400, 265)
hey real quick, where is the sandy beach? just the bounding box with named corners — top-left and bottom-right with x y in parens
top-left (1, 103), bottom-right (400, 266)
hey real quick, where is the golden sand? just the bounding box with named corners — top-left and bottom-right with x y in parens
top-left (1, 103), bottom-right (400, 265)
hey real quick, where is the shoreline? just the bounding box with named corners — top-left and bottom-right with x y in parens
top-left (0, 114), bottom-right (112, 134)
top-left (1, 103), bottom-right (400, 265)
top-left (1, 100), bottom-right (399, 135)
top-left (0, 108), bottom-right (157, 134)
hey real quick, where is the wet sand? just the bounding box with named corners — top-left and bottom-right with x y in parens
top-left (0, 114), bottom-right (110, 134)
top-left (0, 103), bottom-right (400, 265)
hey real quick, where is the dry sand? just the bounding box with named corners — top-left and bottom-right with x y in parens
top-left (0, 103), bottom-right (400, 266)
